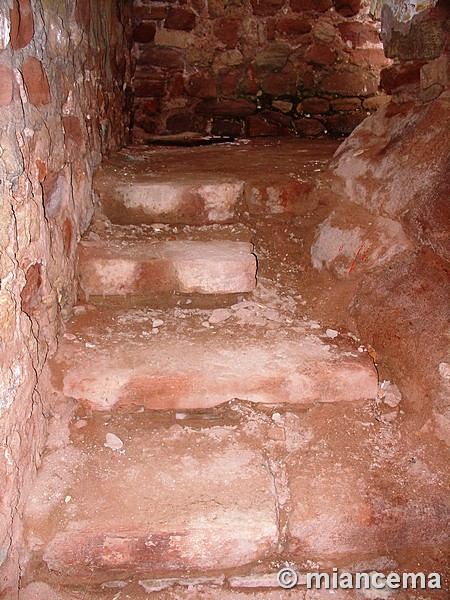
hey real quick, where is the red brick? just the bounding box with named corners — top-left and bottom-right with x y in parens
top-left (325, 111), bottom-right (367, 136)
top-left (10, 0), bottom-right (34, 50)
top-left (261, 71), bottom-right (297, 95)
top-left (195, 98), bottom-right (256, 117)
top-left (321, 70), bottom-right (378, 96)
top-left (380, 63), bottom-right (424, 95)
top-left (138, 47), bottom-right (185, 70)
top-left (300, 97), bottom-right (329, 114)
top-left (165, 112), bottom-right (193, 133)
top-left (132, 22), bottom-right (156, 43)
top-left (142, 99), bottom-right (161, 113)
top-left (21, 57), bottom-right (51, 106)
top-left (290, 0), bottom-right (331, 12)
top-left (333, 0), bottom-right (361, 16)
top-left (338, 22), bottom-right (380, 47)
top-left (164, 7), bottom-right (196, 31)
top-left (213, 18), bottom-right (240, 48)
top-left (250, 0), bottom-right (284, 17)
top-left (247, 115), bottom-right (281, 136)
top-left (277, 18), bottom-right (311, 36)
top-left (186, 74), bottom-right (217, 98)
top-left (0, 64), bottom-right (13, 106)
top-left (304, 44), bottom-right (336, 66)
top-left (294, 117), bottom-right (325, 136)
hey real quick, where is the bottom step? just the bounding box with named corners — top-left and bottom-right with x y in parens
top-left (24, 401), bottom-right (448, 587)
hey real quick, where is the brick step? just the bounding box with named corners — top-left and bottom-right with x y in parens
top-left (93, 139), bottom-right (339, 225)
top-left (77, 236), bottom-right (257, 297)
top-left (50, 305), bottom-right (378, 412)
top-left (24, 402), bottom-right (447, 587)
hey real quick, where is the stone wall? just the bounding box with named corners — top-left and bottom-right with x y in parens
top-left (131, 0), bottom-right (391, 140)
top-left (310, 0), bottom-right (449, 433)
top-left (0, 1), bottom-right (132, 594)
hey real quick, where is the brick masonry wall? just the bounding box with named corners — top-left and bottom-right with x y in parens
top-left (131, 0), bottom-right (391, 140)
top-left (0, 1), bottom-right (131, 594)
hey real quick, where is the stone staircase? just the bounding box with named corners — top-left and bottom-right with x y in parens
top-left (21, 140), bottom-right (447, 599)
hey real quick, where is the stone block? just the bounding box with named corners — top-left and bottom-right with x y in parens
top-left (218, 69), bottom-right (238, 96)
top-left (133, 78), bottom-right (167, 98)
top-left (78, 239), bottom-right (257, 297)
top-left (195, 98), bottom-right (255, 117)
top-left (132, 22), bottom-right (156, 43)
top-left (94, 160), bottom-right (245, 225)
top-left (10, 0), bottom-right (34, 50)
top-left (333, 0), bottom-right (361, 16)
top-left (380, 63), bottom-right (423, 95)
top-left (154, 29), bottom-right (192, 49)
top-left (211, 118), bottom-right (244, 137)
top-left (330, 97), bottom-right (361, 112)
top-left (21, 56), bottom-right (51, 106)
top-left (250, 0), bottom-right (284, 17)
top-left (0, 64), bottom-right (13, 106)
top-left (290, 0), bottom-right (331, 12)
top-left (213, 18), bottom-right (240, 48)
top-left (52, 309), bottom-right (378, 411)
top-left (301, 97), bottom-right (330, 114)
top-left (321, 70), bottom-right (379, 96)
top-left (350, 48), bottom-right (390, 68)
top-left (254, 42), bottom-right (291, 70)
top-left (294, 117), bottom-right (325, 136)
top-left (186, 74), bottom-right (216, 98)
top-left (277, 18), bottom-right (311, 36)
top-left (138, 47), bottom-right (185, 70)
top-left (165, 112), bottom-right (193, 134)
top-left (304, 44), bottom-right (337, 66)
top-left (164, 7), bottom-right (196, 31)
top-left (261, 70), bottom-right (297, 95)
top-left (247, 115), bottom-right (282, 137)
top-left (338, 21), bottom-right (380, 47)
top-left (325, 112), bottom-right (367, 136)
top-left (134, 6), bottom-right (168, 21)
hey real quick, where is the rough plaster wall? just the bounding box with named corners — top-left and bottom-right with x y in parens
top-left (0, 0), bottom-right (132, 594)
top-left (131, 0), bottom-right (392, 140)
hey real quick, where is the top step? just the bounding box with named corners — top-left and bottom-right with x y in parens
top-left (93, 139), bottom-right (339, 225)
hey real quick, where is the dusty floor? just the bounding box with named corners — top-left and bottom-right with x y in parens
top-left (19, 139), bottom-right (449, 599)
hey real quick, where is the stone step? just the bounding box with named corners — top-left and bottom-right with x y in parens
top-left (24, 402), bottom-right (448, 587)
top-left (77, 237), bottom-right (257, 297)
top-left (50, 305), bottom-right (378, 412)
top-left (93, 139), bottom-right (339, 225)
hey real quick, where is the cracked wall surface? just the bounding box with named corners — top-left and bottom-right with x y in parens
top-left (0, 0), bottom-right (132, 594)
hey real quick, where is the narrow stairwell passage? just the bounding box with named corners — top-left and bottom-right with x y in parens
top-left (22, 140), bottom-right (449, 599)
